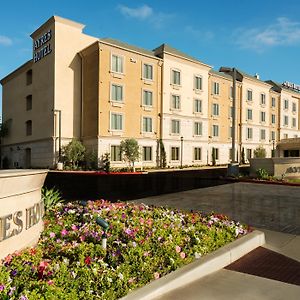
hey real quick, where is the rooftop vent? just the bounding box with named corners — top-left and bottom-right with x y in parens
top-left (254, 73), bottom-right (260, 79)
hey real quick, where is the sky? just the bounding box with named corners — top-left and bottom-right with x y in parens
top-left (1, 0), bottom-right (300, 116)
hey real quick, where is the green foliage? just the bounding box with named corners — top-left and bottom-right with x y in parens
top-left (42, 187), bottom-right (63, 210)
top-left (120, 138), bottom-right (140, 170)
top-left (101, 152), bottom-right (110, 173)
top-left (256, 168), bottom-right (269, 179)
top-left (211, 148), bottom-right (216, 166)
top-left (0, 121), bottom-right (9, 138)
top-left (241, 147), bottom-right (246, 164)
top-left (254, 146), bottom-right (266, 158)
top-left (85, 150), bottom-right (99, 170)
top-left (62, 139), bottom-right (86, 170)
top-left (0, 200), bottom-right (249, 299)
top-left (158, 139), bottom-right (167, 168)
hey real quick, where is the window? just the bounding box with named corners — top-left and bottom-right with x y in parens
top-left (111, 54), bottom-right (124, 73)
top-left (110, 113), bottom-right (123, 131)
top-left (247, 89), bottom-right (253, 101)
top-left (247, 109), bottom-right (253, 121)
top-left (284, 115), bottom-right (288, 126)
top-left (212, 82), bottom-right (220, 95)
top-left (260, 93), bottom-right (266, 105)
top-left (260, 111), bottom-right (266, 123)
top-left (247, 127), bottom-right (253, 139)
top-left (111, 145), bottom-right (122, 161)
top-left (292, 102), bottom-right (297, 112)
top-left (246, 149), bottom-right (252, 160)
top-left (271, 97), bottom-right (276, 107)
top-left (26, 95), bottom-right (32, 111)
top-left (212, 103), bottom-right (219, 116)
top-left (229, 86), bottom-right (233, 99)
top-left (142, 117), bottom-right (153, 133)
top-left (292, 117), bottom-right (297, 128)
top-left (143, 64), bottom-right (153, 80)
top-left (143, 146), bottom-right (152, 161)
top-left (26, 120), bottom-right (32, 136)
top-left (194, 75), bottom-right (202, 90)
top-left (212, 147), bottom-right (219, 160)
top-left (194, 147), bottom-right (202, 161)
top-left (271, 114), bottom-right (276, 124)
top-left (271, 131), bottom-right (276, 141)
top-left (229, 126), bottom-right (233, 138)
top-left (283, 133), bottom-right (288, 139)
top-left (194, 99), bottom-right (202, 113)
top-left (194, 122), bottom-right (202, 136)
top-left (143, 90), bottom-right (153, 106)
top-left (171, 69), bottom-right (181, 85)
top-left (171, 119), bottom-right (180, 134)
top-left (171, 147), bottom-right (180, 160)
top-left (26, 69), bottom-right (32, 85)
top-left (260, 129), bottom-right (266, 140)
top-left (111, 84), bottom-right (123, 102)
top-left (171, 94), bottom-right (181, 110)
top-left (212, 124), bottom-right (219, 137)
top-left (284, 99), bottom-right (289, 110)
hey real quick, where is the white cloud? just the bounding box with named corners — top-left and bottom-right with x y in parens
top-left (235, 17), bottom-right (300, 51)
top-left (185, 25), bottom-right (214, 40)
top-left (118, 4), bottom-right (153, 20)
top-left (0, 35), bottom-right (13, 46)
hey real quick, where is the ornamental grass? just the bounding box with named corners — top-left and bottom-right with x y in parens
top-left (0, 200), bottom-right (249, 299)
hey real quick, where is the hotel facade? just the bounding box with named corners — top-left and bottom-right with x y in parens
top-left (1, 16), bottom-right (300, 169)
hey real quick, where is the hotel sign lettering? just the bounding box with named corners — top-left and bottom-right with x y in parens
top-left (0, 200), bottom-right (44, 242)
top-left (33, 29), bottom-right (52, 63)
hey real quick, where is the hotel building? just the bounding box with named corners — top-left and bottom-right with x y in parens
top-left (1, 16), bottom-right (300, 169)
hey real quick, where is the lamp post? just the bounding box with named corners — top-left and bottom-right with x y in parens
top-left (180, 136), bottom-right (183, 169)
top-left (219, 67), bottom-right (243, 176)
top-left (54, 109), bottom-right (62, 162)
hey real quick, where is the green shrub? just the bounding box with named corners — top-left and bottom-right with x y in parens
top-left (254, 146), bottom-right (266, 158)
top-left (42, 187), bottom-right (63, 211)
top-left (256, 168), bottom-right (269, 179)
top-left (62, 139), bottom-right (86, 170)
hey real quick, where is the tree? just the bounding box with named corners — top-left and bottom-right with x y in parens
top-left (62, 138), bottom-right (86, 169)
top-left (254, 146), bottom-right (266, 158)
top-left (120, 138), bottom-right (139, 171)
top-left (0, 121), bottom-right (10, 169)
top-left (241, 147), bottom-right (246, 164)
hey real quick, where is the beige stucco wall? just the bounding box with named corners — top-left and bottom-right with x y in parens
top-left (0, 170), bottom-right (47, 260)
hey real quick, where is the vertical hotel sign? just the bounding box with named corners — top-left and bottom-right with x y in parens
top-left (33, 29), bottom-right (52, 62)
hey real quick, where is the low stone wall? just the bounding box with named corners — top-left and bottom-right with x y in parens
top-left (249, 157), bottom-right (300, 178)
top-left (0, 170), bottom-right (48, 260)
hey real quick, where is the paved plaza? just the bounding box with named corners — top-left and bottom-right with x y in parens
top-left (131, 182), bottom-right (300, 299)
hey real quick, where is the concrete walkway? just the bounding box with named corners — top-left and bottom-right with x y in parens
top-left (130, 184), bottom-right (300, 300)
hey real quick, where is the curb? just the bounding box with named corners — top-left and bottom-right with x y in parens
top-left (121, 230), bottom-right (265, 300)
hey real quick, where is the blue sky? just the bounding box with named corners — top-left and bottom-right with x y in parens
top-left (1, 0), bottom-right (300, 116)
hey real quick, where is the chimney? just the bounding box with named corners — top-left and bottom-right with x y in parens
top-left (254, 73), bottom-right (260, 79)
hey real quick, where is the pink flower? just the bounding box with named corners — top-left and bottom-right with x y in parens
top-left (71, 224), bottom-right (77, 231)
top-left (154, 272), bottom-right (160, 280)
top-left (47, 280), bottom-right (54, 285)
top-left (49, 232), bottom-right (56, 238)
top-left (80, 236), bottom-right (85, 242)
top-left (143, 251), bottom-right (149, 257)
top-left (139, 218), bottom-right (144, 224)
top-left (180, 252), bottom-right (186, 259)
top-left (61, 229), bottom-right (68, 236)
top-left (175, 245), bottom-right (181, 253)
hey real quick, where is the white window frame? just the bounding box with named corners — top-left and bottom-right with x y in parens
top-left (212, 124), bottom-right (219, 137)
top-left (292, 102), bottom-right (297, 113)
top-left (171, 94), bottom-right (181, 110)
top-left (247, 108), bottom-right (253, 121)
top-left (212, 81), bottom-right (220, 95)
top-left (271, 97), bottom-right (276, 108)
top-left (110, 145), bottom-right (122, 162)
top-left (260, 111), bottom-right (266, 123)
top-left (284, 115), bottom-right (289, 126)
top-left (142, 89), bottom-right (153, 107)
top-left (271, 114), bottom-right (276, 124)
top-left (292, 117), bottom-right (297, 128)
top-left (271, 131), bottom-right (276, 141)
top-left (194, 98), bottom-right (202, 113)
top-left (260, 129), bottom-right (266, 140)
top-left (110, 112), bottom-right (124, 131)
top-left (110, 83), bottom-right (124, 103)
top-left (171, 146), bottom-right (180, 161)
top-left (194, 147), bottom-right (202, 161)
top-left (171, 119), bottom-right (181, 135)
top-left (143, 146), bottom-right (153, 161)
top-left (247, 89), bottom-right (253, 102)
top-left (142, 63), bottom-right (154, 81)
top-left (260, 93), bottom-right (266, 106)
top-left (194, 75), bottom-right (203, 91)
top-left (142, 116), bottom-right (153, 133)
top-left (171, 68), bottom-right (181, 86)
top-left (212, 103), bottom-right (219, 116)
top-left (284, 99), bottom-right (289, 110)
top-left (194, 121), bottom-right (203, 136)
top-left (111, 54), bottom-right (124, 74)
top-left (246, 127), bottom-right (253, 140)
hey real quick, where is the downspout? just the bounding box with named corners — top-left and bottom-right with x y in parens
top-left (78, 52), bottom-right (84, 140)
top-left (159, 58), bottom-right (164, 167)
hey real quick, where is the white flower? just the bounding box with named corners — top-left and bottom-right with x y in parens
top-left (118, 273), bottom-right (124, 280)
top-left (107, 277), bottom-right (113, 283)
top-left (195, 252), bottom-right (201, 259)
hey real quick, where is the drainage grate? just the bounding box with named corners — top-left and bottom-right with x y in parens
top-left (225, 246), bottom-right (300, 286)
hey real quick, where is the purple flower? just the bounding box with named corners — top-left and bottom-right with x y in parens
top-left (20, 296), bottom-right (28, 300)
top-left (11, 269), bottom-right (18, 277)
top-left (61, 229), bottom-right (68, 236)
top-left (49, 232), bottom-right (56, 238)
top-left (0, 284), bottom-right (5, 291)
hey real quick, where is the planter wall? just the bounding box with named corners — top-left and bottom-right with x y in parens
top-left (0, 170), bottom-right (48, 260)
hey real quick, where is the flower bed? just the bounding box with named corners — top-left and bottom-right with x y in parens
top-left (0, 200), bottom-right (250, 300)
